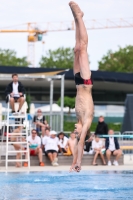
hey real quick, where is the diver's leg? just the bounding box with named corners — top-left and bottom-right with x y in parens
top-left (70, 140), bottom-right (78, 172)
top-left (76, 117), bottom-right (93, 172)
top-left (70, 2), bottom-right (91, 79)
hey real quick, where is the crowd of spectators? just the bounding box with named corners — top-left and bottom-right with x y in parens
top-left (10, 111), bottom-right (122, 168)
top-left (84, 116), bottom-right (122, 166)
top-left (21, 113), bottom-right (122, 167)
top-left (5, 74), bottom-right (122, 168)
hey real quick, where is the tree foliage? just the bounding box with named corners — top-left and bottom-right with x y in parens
top-left (26, 94), bottom-right (31, 113)
top-left (98, 45), bottom-right (133, 72)
top-left (39, 47), bottom-right (74, 69)
top-left (57, 96), bottom-right (75, 113)
top-left (0, 49), bottom-right (29, 67)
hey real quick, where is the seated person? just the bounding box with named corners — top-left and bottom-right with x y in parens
top-left (24, 129), bottom-right (44, 167)
top-left (43, 130), bottom-right (59, 166)
top-left (41, 127), bottom-right (50, 141)
top-left (41, 127), bottom-right (50, 152)
top-left (58, 132), bottom-right (68, 153)
top-left (5, 73), bottom-right (25, 114)
top-left (106, 129), bottom-right (122, 166)
top-left (84, 130), bottom-right (94, 153)
top-left (92, 134), bottom-right (106, 166)
top-left (33, 109), bottom-right (48, 136)
top-left (65, 132), bottom-right (77, 155)
top-left (10, 126), bottom-right (25, 168)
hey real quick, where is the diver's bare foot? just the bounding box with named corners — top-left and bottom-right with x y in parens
top-left (69, 1), bottom-right (84, 19)
top-left (75, 165), bottom-right (81, 172)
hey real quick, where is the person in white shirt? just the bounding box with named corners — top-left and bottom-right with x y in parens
top-left (24, 129), bottom-right (44, 167)
top-left (5, 74), bottom-right (25, 114)
top-left (92, 134), bottom-right (106, 166)
top-left (58, 132), bottom-right (68, 153)
top-left (105, 129), bottom-right (122, 166)
top-left (41, 127), bottom-right (50, 152)
top-left (43, 130), bottom-right (59, 166)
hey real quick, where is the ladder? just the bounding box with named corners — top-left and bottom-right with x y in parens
top-left (4, 95), bottom-right (30, 170)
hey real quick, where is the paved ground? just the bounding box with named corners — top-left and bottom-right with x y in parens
top-left (0, 165), bottom-right (133, 173)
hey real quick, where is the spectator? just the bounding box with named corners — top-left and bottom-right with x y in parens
top-left (106, 129), bottom-right (122, 166)
top-left (58, 132), bottom-right (68, 153)
top-left (45, 127), bottom-right (50, 137)
top-left (95, 116), bottom-right (108, 136)
top-left (41, 127), bottom-right (50, 153)
top-left (33, 109), bottom-right (48, 136)
top-left (10, 126), bottom-right (25, 167)
top-left (5, 73), bottom-right (25, 114)
top-left (84, 130), bottom-right (94, 153)
top-left (41, 127), bottom-right (50, 141)
top-left (65, 132), bottom-right (76, 155)
top-left (24, 129), bottom-right (44, 167)
top-left (43, 130), bottom-right (59, 166)
top-left (92, 134), bottom-right (106, 166)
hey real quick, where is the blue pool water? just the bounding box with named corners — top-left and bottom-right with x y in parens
top-left (0, 171), bottom-right (133, 200)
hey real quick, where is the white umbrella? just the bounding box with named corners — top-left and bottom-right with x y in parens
top-left (35, 103), bottom-right (61, 112)
top-left (30, 103), bottom-right (35, 114)
top-left (35, 104), bottom-right (75, 113)
top-left (21, 102), bottom-right (28, 113)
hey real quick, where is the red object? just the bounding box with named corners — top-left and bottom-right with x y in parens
top-left (30, 149), bottom-right (36, 156)
top-left (83, 79), bottom-right (92, 85)
top-left (39, 162), bottom-right (45, 166)
top-left (23, 162), bottom-right (28, 167)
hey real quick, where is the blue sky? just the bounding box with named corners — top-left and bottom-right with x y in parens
top-left (0, 0), bottom-right (133, 70)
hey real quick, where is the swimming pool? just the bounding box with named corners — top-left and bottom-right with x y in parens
top-left (0, 171), bottom-right (133, 200)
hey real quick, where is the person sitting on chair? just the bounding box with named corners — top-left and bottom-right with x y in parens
top-left (5, 73), bottom-right (25, 114)
top-left (106, 129), bottom-right (122, 166)
top-left (41, 127), bottom-right (50, 153)
top-left (58, 132), bottom-right (68, 153)
top-left (24, 129), bottom-right (45, 167)
top-left (84, 130), bottom-right (94, 153)
top-left (92, 134), bottom-right (106, 166)
top-left (43, 130), bottom-right (59, 166)
top-left (33, 109), bottom-right (48, 136)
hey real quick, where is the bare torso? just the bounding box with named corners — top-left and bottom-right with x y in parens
top-left (68, 138), bottom-right (77, 155)
top-left (75, 84), bottom-right (94, 124)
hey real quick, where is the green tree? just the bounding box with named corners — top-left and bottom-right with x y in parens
top-left (98, 45), bottom-right (133, 72)
top-left (0, 49), bottom-right (29, 66)
top-left (39, 47), bottom-right (74, 69)
top-left (57, 96), bottom-right (75, 113)
top-left (26, 94), bottom-right (31, 113)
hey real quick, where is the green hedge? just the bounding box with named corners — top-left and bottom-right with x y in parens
top-left (64, 122), bottom-right (122, 132)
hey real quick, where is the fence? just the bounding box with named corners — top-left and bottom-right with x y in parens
top-left (0, 112), bottom-right (62, 139)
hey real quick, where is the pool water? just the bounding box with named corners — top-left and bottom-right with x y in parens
top-left (0, 171), bottom-right (133, 200)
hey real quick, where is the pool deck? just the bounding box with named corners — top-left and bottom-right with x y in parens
top-left (0, 154), bottom-right (132, 172)
top-left (0, 165), bottom-right (132, 173)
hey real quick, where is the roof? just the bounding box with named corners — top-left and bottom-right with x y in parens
top-left (0, 66), bottom-right (133, 84)
top-left (64, 69), bottom-right (133, 84)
